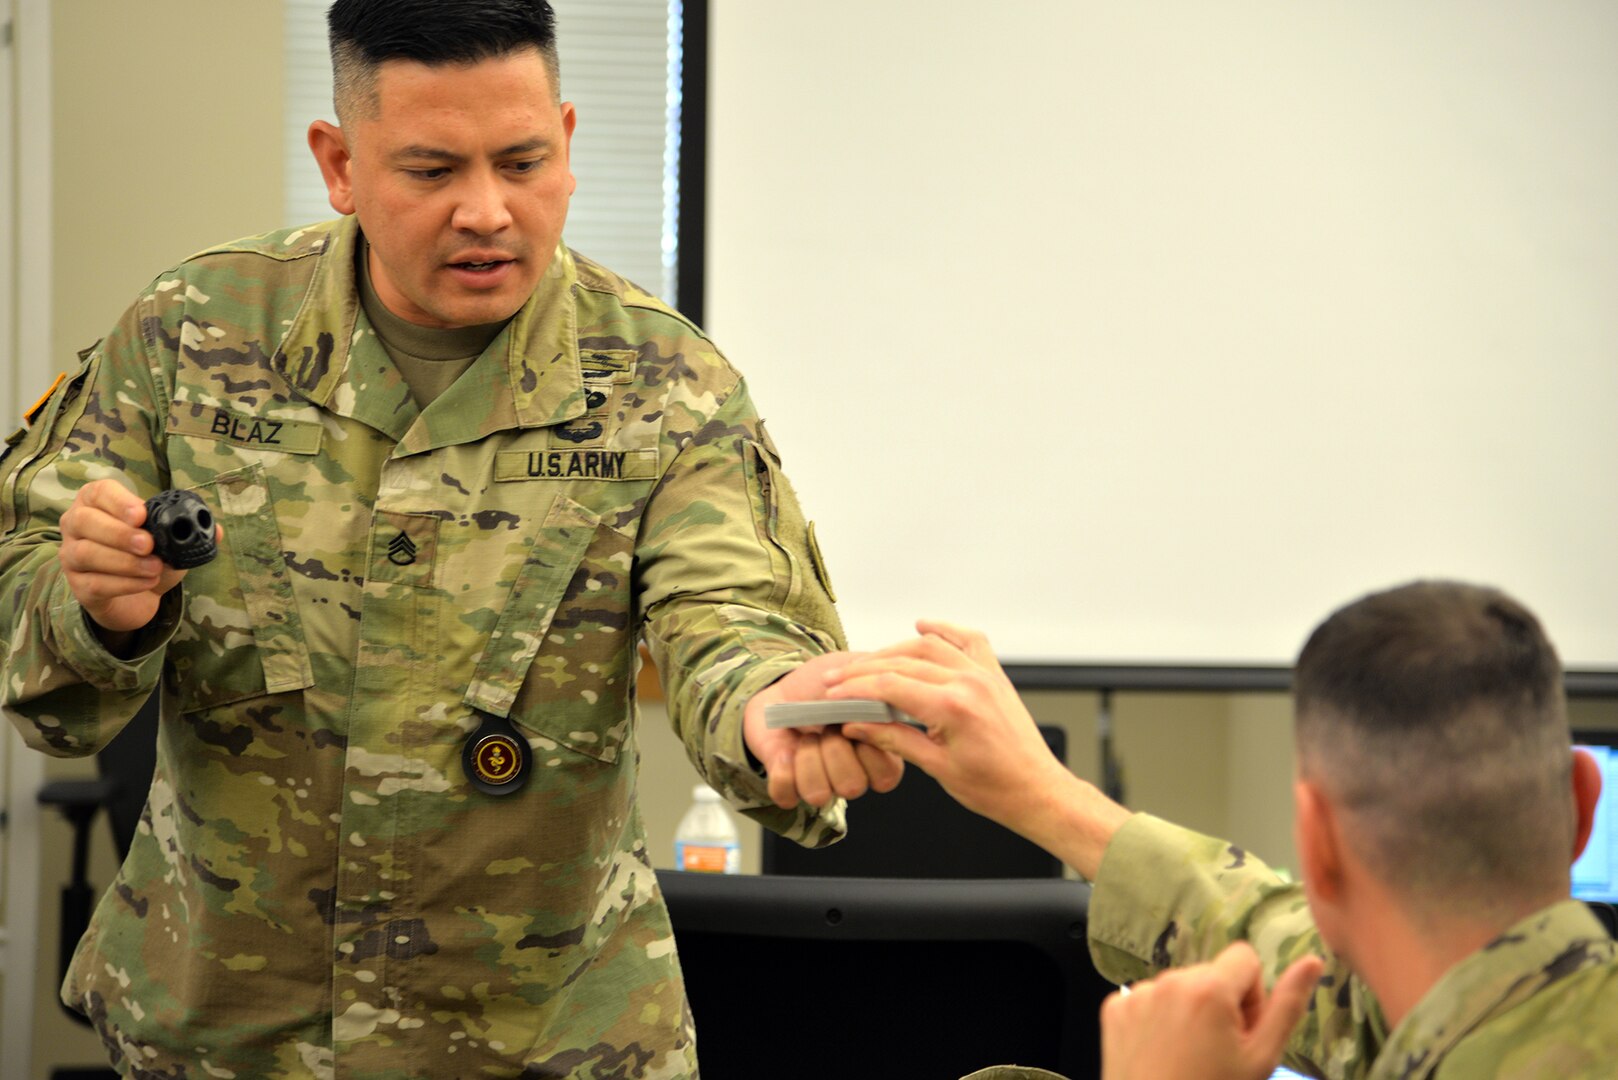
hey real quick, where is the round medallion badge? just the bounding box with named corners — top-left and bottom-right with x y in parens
top-left (462, 714), bottom-right (532, 795)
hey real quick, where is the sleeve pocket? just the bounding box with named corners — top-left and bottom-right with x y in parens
top-left (744, 439), bottom-right (808, 612)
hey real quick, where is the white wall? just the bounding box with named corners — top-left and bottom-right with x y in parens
top-left (706, 0), bottom-right (1618, 668)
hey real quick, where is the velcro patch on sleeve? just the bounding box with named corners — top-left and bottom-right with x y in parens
top-left (807, 521), bottom-right (837, 604)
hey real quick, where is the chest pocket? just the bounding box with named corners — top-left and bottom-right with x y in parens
top-left (464, 495), bottom-right (637, 764)
top-left (165, 464), bottom-right (315, 711)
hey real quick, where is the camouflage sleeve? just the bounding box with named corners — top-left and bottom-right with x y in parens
top-left (1087, 814), bottom-right (1389, 1079)
top-left (638, 377), bottom-right (848, 846)
top-left (0, 291), bottom-right (181, 756)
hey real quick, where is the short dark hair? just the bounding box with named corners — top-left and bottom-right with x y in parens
top-left (1294, 581), bottom-right (1572, 913)
top-left (327, 0), bottom-right (561, 122)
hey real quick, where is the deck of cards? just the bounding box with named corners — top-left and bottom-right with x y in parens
top-left (763, 700), bottom-right (925, 730)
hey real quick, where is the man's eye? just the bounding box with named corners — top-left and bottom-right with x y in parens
top-left (507, 159), bottom-right (543, 174)
top-left (408, 168), bottom-right (449, 181)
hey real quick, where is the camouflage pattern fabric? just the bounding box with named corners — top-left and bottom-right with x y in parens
top-left (0, 216), bottom-right (846, 1079)
top-left (1079, 814), bottom-right (1618, 1080)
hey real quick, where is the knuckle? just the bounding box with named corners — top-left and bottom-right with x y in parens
top-left (863, 730), bottom-right (894, 753)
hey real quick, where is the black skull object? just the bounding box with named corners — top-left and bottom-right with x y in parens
top-left (143, 490), bottom-right (218, 569)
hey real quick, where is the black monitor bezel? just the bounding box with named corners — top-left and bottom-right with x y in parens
top-left (656, 870), bottom-right (1111, 1078)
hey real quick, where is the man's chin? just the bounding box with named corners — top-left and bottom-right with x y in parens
top-left (428, 292), bottom-right (527, 329)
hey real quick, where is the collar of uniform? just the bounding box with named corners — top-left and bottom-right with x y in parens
top-left (1369, 899), bottom-right (1616, 1080)
top-left (389, 243), bottom-right (586, 456)
top-left (270, 216), bottom-right (364, 409)
top-left (271, 218), bottom-right (586, 442)
top-left (505, 242), bottom-right (586, 430)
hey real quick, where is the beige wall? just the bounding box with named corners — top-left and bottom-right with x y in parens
top-left (48, 2), bottom-right (286, 371)
top-left (23, 3), bottom-right (284, 1075)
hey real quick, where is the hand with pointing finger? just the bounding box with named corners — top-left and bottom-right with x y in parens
top-left (1101, 942), bottom-right (1325, 1080)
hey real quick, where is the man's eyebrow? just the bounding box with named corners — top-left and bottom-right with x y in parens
top-left (392, 145), bottom-right (464, 165)
top-left (390, 138), bottom-right (553, 164)
top-left (495, 138), bottom-right (552, 157)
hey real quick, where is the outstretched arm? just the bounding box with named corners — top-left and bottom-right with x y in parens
top-left (827, 619), bottom-right (1129, 880)
top-left (639, 377), bottom-right (900, 833)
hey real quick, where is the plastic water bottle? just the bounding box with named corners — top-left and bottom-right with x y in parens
top-left (674, 784), bottom-right (741, 874)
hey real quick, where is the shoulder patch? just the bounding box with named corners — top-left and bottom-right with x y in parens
top-left (23, 373), bottom-right (66, 425)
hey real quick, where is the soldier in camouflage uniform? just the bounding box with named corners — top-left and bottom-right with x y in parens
top-left (831, 587), bottom-right (1618, 1079)
top-left (0, 2), bottom-right (902, 1076)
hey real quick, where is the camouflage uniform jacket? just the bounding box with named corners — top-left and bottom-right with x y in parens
top-left (0, 216), bottom-right (847, 1079)
top-left (1084, 814), bottom-right (1618, 1079)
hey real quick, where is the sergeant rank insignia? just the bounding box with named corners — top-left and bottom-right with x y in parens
top-left (462, 713), bottom-right (533, 795)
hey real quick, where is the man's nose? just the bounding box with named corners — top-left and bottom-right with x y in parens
top-left (451, 170), bottom-right (514, 235)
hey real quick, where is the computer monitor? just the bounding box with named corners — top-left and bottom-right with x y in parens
top-left (1573, 729), bottom-right (1618, 904)
top-left (657, 869), bottom-right (1114, 1080)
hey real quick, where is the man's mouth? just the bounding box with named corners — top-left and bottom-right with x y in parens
top-left (454, 260), bottom-right (509, 272)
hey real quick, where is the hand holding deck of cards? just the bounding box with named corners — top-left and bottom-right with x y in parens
top-left (763, 700), bottom-right (925, 730)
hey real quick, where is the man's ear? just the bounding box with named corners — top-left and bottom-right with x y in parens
top-left (560, 101), bottom-right (579, 197)
top-left (1571, 747), bottom-right (1604, 862)
top-left (1294, 777), bottom-right (1343, 904)
top-left (307, 120), bottom-right (357, 216)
